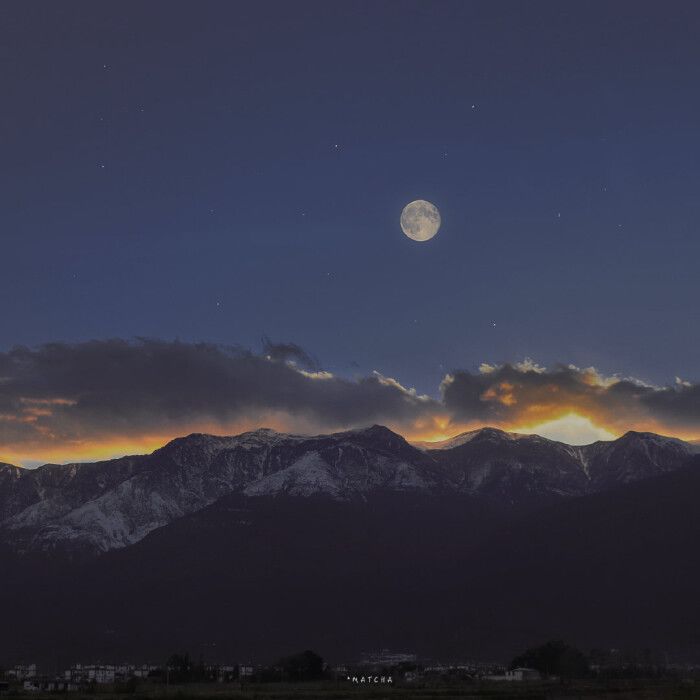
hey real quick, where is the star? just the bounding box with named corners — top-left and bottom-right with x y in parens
top-left (491, 320), bottom-right (497, 327)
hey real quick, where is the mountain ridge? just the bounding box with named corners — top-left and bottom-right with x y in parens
top-left (4, 458), bottom-right (700, 665)
top-left (4, 424), bottom-right (693, 471)
top-left (0, 425), bottom-right (695, 554)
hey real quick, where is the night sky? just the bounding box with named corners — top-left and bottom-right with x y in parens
top-left (2, 1), bottom-right (700, 462)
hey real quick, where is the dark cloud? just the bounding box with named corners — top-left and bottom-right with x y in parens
top-left (441, 361), bottom-right (700, 435)
top-left (1, 341), bottom-right (699, 461)
top-left (260, 336), bottom-right (320, 372)
top-left (0, 339), bottom-right (439, 450)
top-left (642, 382), bottom-right (700, 425)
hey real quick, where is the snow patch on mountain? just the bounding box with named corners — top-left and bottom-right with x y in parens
top-left (0, 425), bottom-right (696, 554)
top-left (244, 452), bottom-right (342, 498)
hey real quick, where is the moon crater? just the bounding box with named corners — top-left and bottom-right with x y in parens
top-left (400, 200), bottom-right (441, 241)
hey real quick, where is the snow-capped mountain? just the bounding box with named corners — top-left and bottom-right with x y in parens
top-left (0, 425), bottom-right (694, 554)
top-left (422, 427), bottom-right (694, 500)
top-left (583, 430), bottom-right (694, 487)
top-left (0, 426), bottom-right (440, 553)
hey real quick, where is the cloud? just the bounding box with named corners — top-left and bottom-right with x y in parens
top-left (442, 360), bottom-right (700, 436)
top-left (260, 336), bottom-right (320, 372)
top-left (1, 341), bottom-right (700, 464)
top-left (0, 339), bottom-right (442, 458)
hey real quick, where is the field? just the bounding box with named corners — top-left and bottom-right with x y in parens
top-left (5, 680), bottom-right (700, 700)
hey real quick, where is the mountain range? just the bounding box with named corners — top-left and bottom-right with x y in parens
top-left (2, 425), bottom-right (700, 666)
top-left (0, 425), bottom-right (695, 553)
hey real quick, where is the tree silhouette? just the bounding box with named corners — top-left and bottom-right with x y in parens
top-left (510, 639), bottom-right (589, 678)
top-left (276, 650), bottom-right (324, 681)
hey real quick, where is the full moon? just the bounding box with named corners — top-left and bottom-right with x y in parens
top-left (400, 199), bottom-right (441, 241)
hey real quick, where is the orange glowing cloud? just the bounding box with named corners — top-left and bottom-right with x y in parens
top-left (440, 360), bottom-right (700, 444)
top-left (1, 340), bottom-right (699, 465)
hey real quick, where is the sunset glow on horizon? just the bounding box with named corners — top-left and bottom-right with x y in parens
top-left (2, 341), bottom-right (699, 467)
top-left (510, 412), bottom-right (618, 444)
top-left (4, 410), bottom-right (698, 468)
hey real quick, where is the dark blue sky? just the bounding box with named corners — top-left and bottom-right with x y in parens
top-left (3, 0), bottom-right (700, 396)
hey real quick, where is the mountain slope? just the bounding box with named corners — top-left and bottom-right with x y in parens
top-left (425, 428), bottom-right (590, 502)
top-left (584, 430), bottom-right (692, 488)
top-left (423, 427), bottom-right (694, 502)
top-left (0, 426), bottom-right (694, 554)
top-left (0, 426), bottom-right (441, 553)
top-left (3, 458), bottom-right (700, 665)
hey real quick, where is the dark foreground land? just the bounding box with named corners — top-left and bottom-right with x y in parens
top-left (6, 681), bottom-right (700, 700)
top-left (5, 450), bottom-right (700, 665)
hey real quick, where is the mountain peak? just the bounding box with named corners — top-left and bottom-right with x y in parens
top-left (0, 462), bottom-right (21, 474)
top-left (360, 424), bottom-right (401, 437)
top-left (160, 427), bottom-right (289, 452)
top-left (330, 425), bottom-right (415, 454)
top-left (620, 430), bottom-right (659, 439)
top-left (617, 430), bottom-right (688, 447)
top-left (418, 426), bottom-right (529, 450)
top-left (346, 423), bottom-right (389, 432)
top-left (2, 424), bottom-right (696, 555)
top-left (240, 427), bottom-right (282, 437)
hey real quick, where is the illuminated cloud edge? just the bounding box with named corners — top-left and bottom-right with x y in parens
top-left (1, 339), bottom-right (699, 463)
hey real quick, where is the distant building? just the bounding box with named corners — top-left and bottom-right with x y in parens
top-left (23, 679), bottom-right (79, 693)
top-left (133, 664), bottom-right (159, 678)
top-left (7, 664), bottom-right (38, 680)
top-left (361, 649), bottom-right (417, 666)
top-left (506, 667), bottom-right (541, 681)
top-left (206, 664), bottom-right (236, 682)
top-left (485, 667), bottom-right (541, 682)
top-left (64, 664), bottom-right (121, 684)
